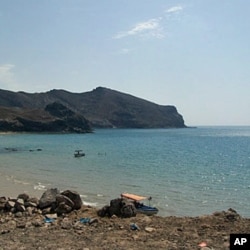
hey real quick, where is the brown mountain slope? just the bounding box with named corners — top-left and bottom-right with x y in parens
top-left (0, 87), bottom-right (186, 129)
top-left (0, 103), bottom-right (92, 133)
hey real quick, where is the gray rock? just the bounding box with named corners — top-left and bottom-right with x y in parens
top-left (97, 205), bottom-right (109, 217)
top-left (28, 197), bottom-right (39, 205)
top-left (5, 201), bottom-right (15, 211)
top-left (15, 204), bottom-right (26, 213)
top-left (109, 198), bottom-right (123, 216)
top-left (99, 198), bottom-right (137, 218)
top-left (145, 227), bottom-right (155, 232)
top-left (17, 193), bottom-right (29, 202)
top-left (24, 201), bottom-right (38, 208)
top-left (45, 213), bottom-right (58, 219)
top-left (56, 194), bottom-right (74, 208)
top-left (42, 207), bottom-right (52, 215)
top-left (55, 202), bottom-right (72, 215)
top-left (16, 198), bottom-right (24, 205)
top-left (121, 203), bottom-right (136, 218)
top-left (39, 188), bottom-right (60, 209)
top-left (60, 190), bottom-right (82, 210)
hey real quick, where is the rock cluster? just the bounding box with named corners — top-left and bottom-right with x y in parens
top-left (0, 188), bottom-right (82, 216)
top-left (98, 198), bottom-right (137, 218)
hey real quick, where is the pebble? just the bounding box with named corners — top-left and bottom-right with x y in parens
top-left (145, 227), bottom-right (155, 232)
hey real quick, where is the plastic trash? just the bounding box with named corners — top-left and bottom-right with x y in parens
top-left (80, 217), bottom-right (91, 224)
top-left (44, 218), bottom-right (55, 223)
top-left (130, 223), bottom-right (140, 230)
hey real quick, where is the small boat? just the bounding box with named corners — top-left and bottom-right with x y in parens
top-left (121, 193), bottom-right (159, 216)
top-left (74, 150), bottom-right (85, 157)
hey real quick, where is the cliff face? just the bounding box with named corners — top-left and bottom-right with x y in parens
top-left (0, 103), bottom-right (92, 133)
top-left (0, 87), bottom-right (186, 131)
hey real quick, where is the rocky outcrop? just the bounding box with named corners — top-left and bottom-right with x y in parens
top-left (0, 189), bottom-right (83, 216)
top-left (0, 102), bottom-right (92, 133)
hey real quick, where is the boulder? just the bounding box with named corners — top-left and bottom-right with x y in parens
top-left (120, 203), bottom-right (136, 218)
top-left (39, 188), bottom-right (60, 209)
top-left (15, 203), bottom-right (26, 213)
top-left (24, 201), bottom-right (38, 208)
top-left (108, 198), bottom-right (123, 216)
top-left (28, 197), bottom-right (39, 205)
top-left (98, 197), bottom-right (137, 218)
top-left (17, 193), bottom-right (29, 202)
top-left (16, 198), bottom-right (24, 206)
top-left (97, 205), bottom-right (109, 217)
top-left (56, 194), bottom-right (74, 208)
top-left (5, 201), bottom-right (15, 211)
top-left (60, 190), bottom-right (82, 210)
top-left (56, 203), bottom-right (72, 215)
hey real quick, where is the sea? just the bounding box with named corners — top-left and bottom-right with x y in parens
top-left (0, 126), bottom-right (250, 217)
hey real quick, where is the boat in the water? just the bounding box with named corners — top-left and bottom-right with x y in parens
top-left (121, 193), bottom-right (159, 216)
top-left (74, 150), bottom-right (85, 157)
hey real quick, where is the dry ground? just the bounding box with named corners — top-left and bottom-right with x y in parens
top-left (1, 206), bottom-right (250, 250)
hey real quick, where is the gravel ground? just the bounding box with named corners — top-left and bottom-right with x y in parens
top-left (1, 206), bottom-right (250, 250)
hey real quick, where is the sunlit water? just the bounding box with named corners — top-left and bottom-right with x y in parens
top-left (1, 127), bottom-right (250, 217)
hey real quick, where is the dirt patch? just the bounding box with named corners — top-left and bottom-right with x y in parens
top-left (1, 206), bottom-right (249, 249)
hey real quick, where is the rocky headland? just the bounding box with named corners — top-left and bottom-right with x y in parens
top-left (0, 87), bottom-right (186, 131)
top-left (1, 189), bottom-right (249, 250)
top-left (0, 102), bottom-right (92, 133)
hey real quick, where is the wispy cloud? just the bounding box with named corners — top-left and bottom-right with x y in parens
top-left (113, 18), bottom-right (164, 39)
top-left (165, 5), bottom-right (183, 14)
top-left (113, 5), bottom-right (184, 41)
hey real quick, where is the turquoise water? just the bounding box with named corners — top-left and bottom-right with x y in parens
top-left (1, 127), bottom-right (250, 217)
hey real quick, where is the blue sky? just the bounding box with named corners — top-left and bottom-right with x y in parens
top-left (0, 0), bottom-right (250, 126)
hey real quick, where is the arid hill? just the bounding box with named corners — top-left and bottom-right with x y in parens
top-left (0, 102), bottom-right (92, 133)
top-left (0, 87), bottom-right (186, 130)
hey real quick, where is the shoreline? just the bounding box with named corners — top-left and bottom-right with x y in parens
top-left (1, 172), bottom-right (250, 219)
top-left (0, 172), bottom-right (44, 198)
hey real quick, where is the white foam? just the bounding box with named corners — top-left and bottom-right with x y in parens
top-left (34, 182), bottom-right (47, 191)
top-left (80, 194), bottom-right (88, 198)
top-left (82, 200), bottom-right (98, 207)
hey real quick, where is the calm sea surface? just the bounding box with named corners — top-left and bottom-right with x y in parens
top-left (1, 127), bottom-right (250, 217)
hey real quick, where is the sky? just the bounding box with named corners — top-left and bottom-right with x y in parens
top-left (0, 0), bottom-right (250, 126)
